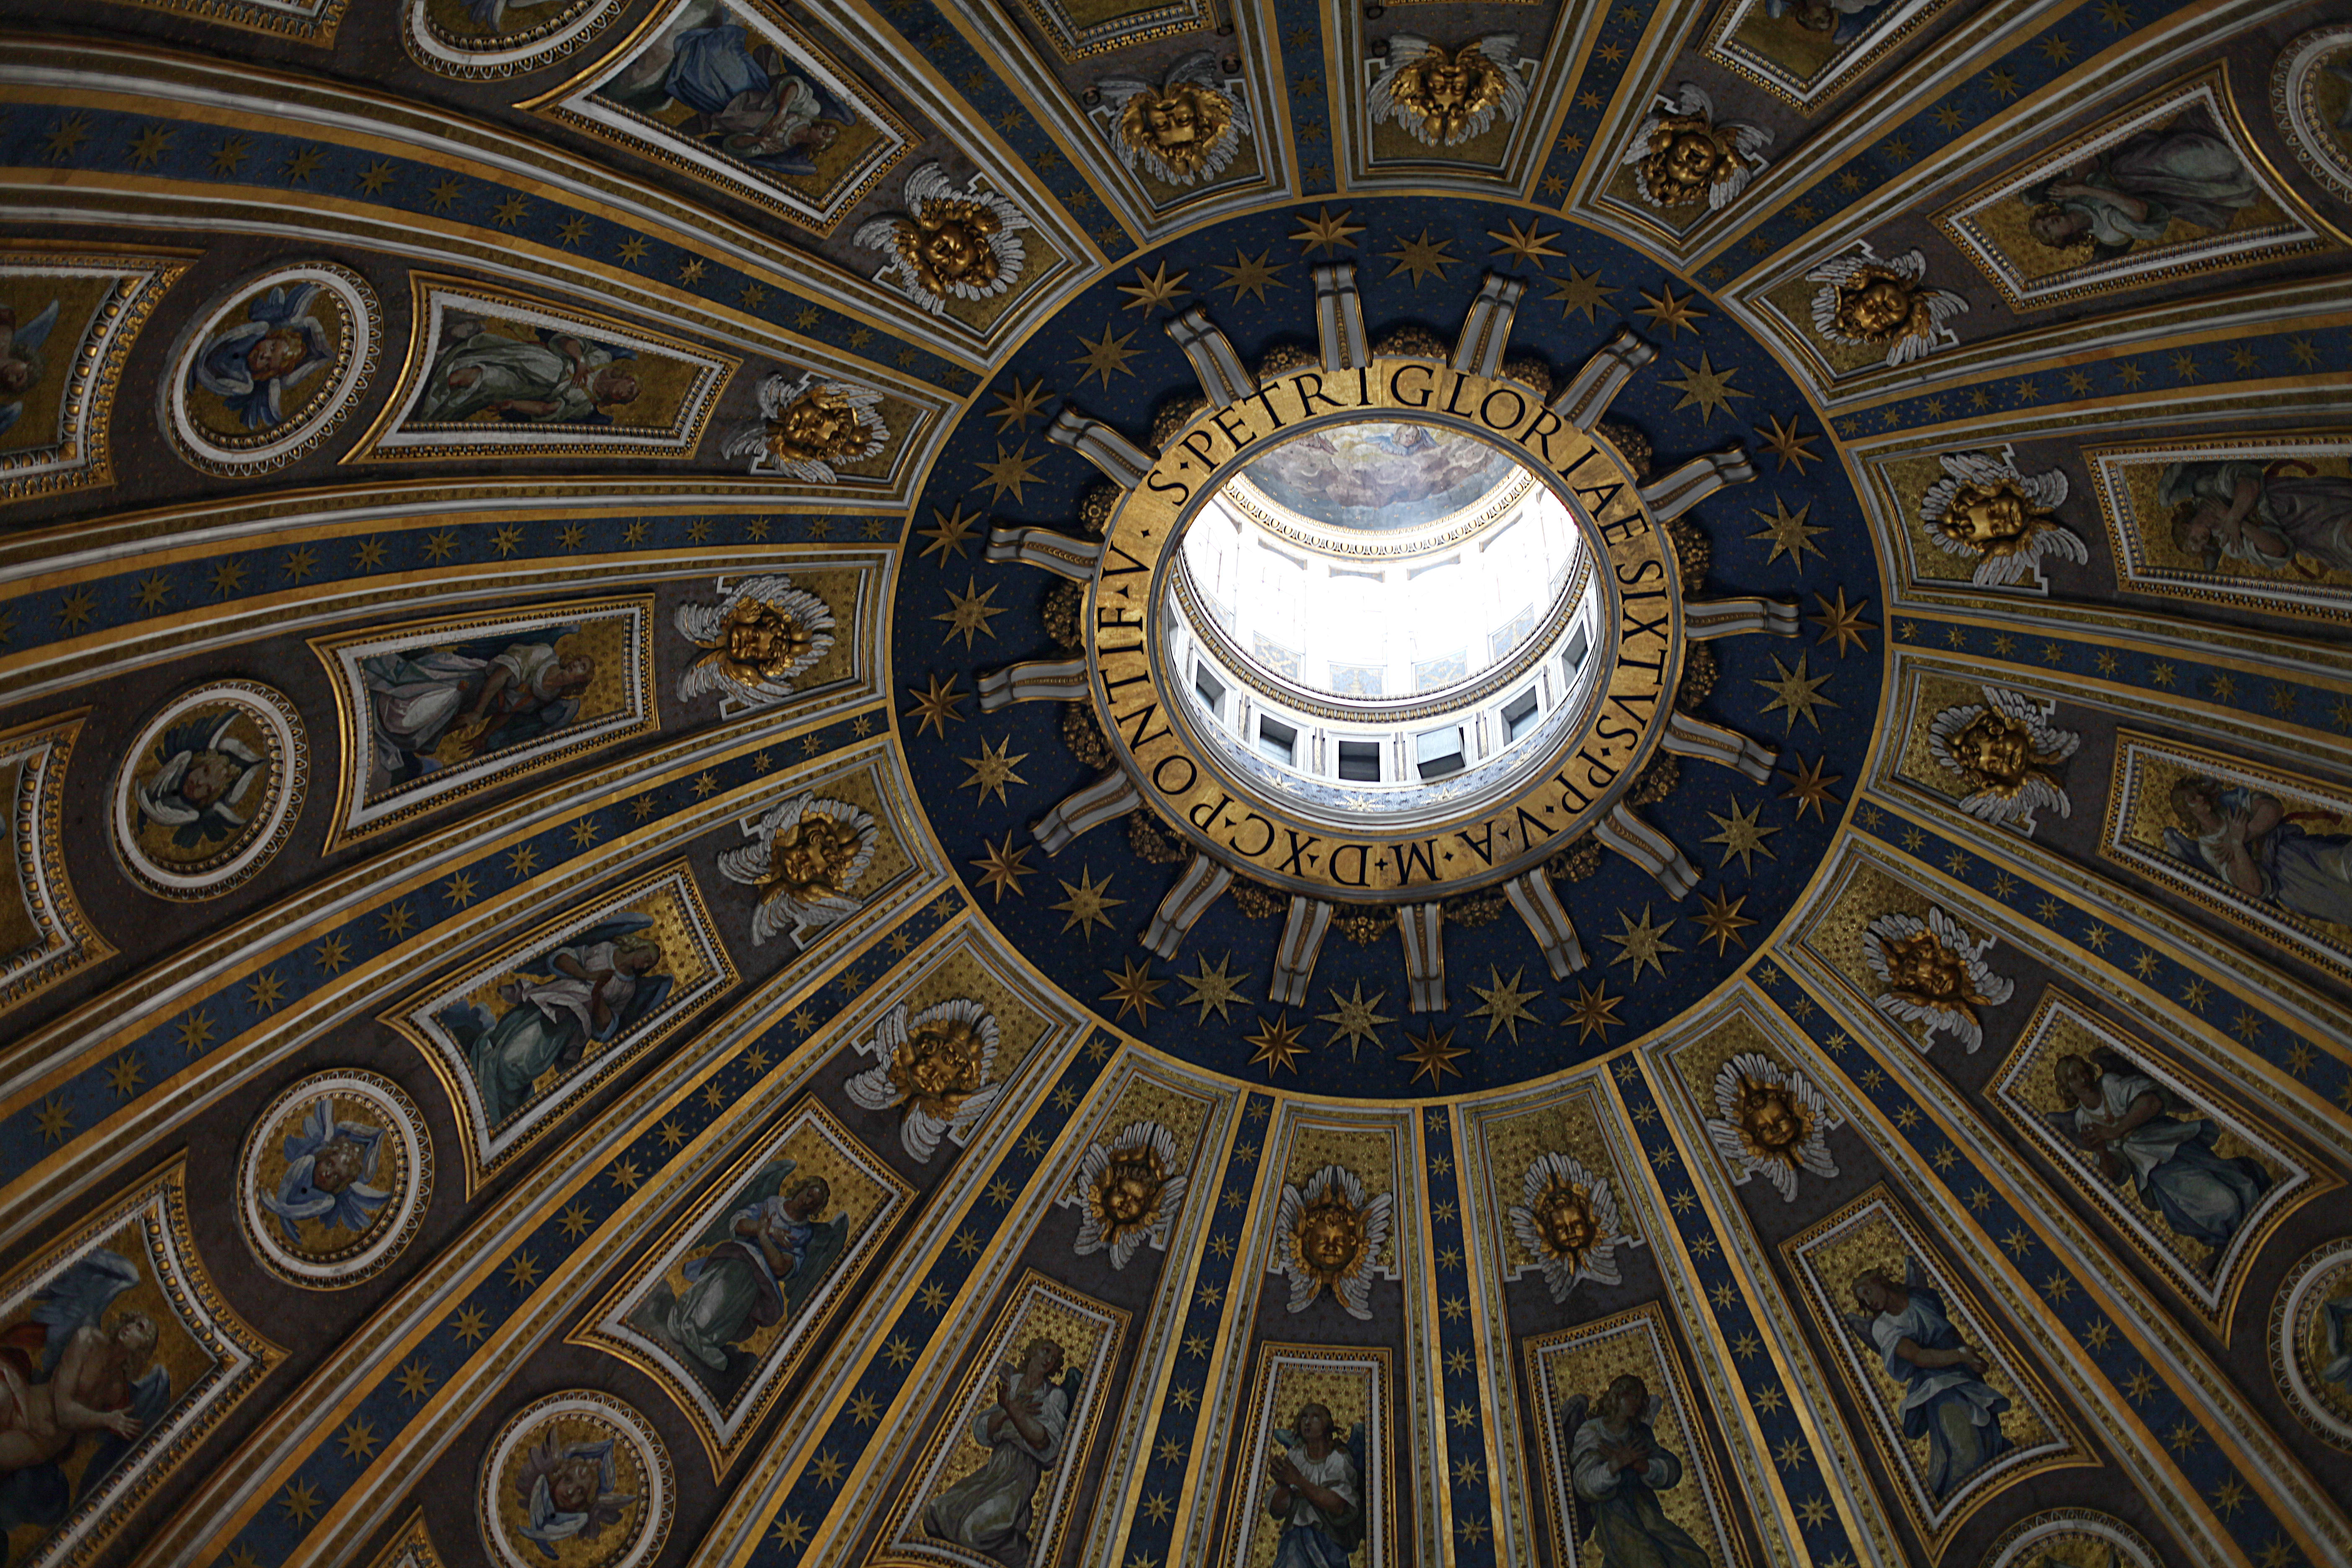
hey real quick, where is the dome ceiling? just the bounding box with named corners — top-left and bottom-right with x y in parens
top-left (0, 2), bottom-right (2347, 1568)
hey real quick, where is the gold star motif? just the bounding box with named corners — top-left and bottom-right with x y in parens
top-left (960, 734), bottom-right (1028, 805)
top-left (1636, 283), bottom-right (1707, 337)
top-left (1216, 247), bottom-right (1287, 302)
top-left (1246, 1012), bottom-right (1308, 1075)
top-left (969, 832), bottom-right (1033, 903)
top-left (559, 1203), bottom-right (594, 1239)
top-left (989, 376), bottom-right (1050, 433)
top-left (315, 933), bottom-right (351, 972)
top-left (1810, 588), bottom-right (1876, 657)
top-left (1488, 217), bottom-right (1564, 267)
top-left (1695, 890), bottom-right (1754, 954)
top-left (1117, 260), bottom-right (1189, 312)
top-left (1101, 958), bottom-right (1165, 1022)
top-left (1705, 798), bottom-right (1779, 873)
top-left (338, 1418), bottom-right (378, 1460)
top-left (1665, 352), bottom-right (1750, 423)
top-left (106, 1053), bottom-right (145, 1098)
top-left (813, 1447), bottom-right (848, 1484)
top-left (975, 442), bottom-right (1044, 504)
top-left (934, 575), bottom-right (1007, 649)
top-left (1071, 325), bottom-right (1142, 387)
top-left (773, 1512), bottom-right (810, 1551)
top-left (451, 1304), bottom-right (490, 1343)
top-left (1754, 651), bottom-right (1836, 730)
top-left (919, 503), bottom-right (983, 563)
top-left (1180, 952), bottom-right (1249, 1023)
top-left (396, 1360), bottom-right (434, 1399)
top-left (1468, 967), bottom-right (1542, 1042)
top-left (1290, 205), bottom-right (1363, 254)
top-left (1547, 265), bottom-right (1615, 320)
top-left (1318, 981), bottom-right (1394, 1057)
top-left (905, 673), bottom-right (965, 738)
top-left (1400, 1024), bottom-right (1467, 1085)
top-left (281, 1478), bottom-right (322, 1526)
top-left (1758, 412), bottom-right (1819, 472)
top-left (505, 1251), bottom-right (540, 1289)
top-left (177, 1010), bottom-right (214, 1054)
top-left (1780, 754), bottom-right (1841, 819)
top-left (1608, 905), bottom-right (1681, 979)
top-left (1052, 866), bottom-right (1124, 937)
top-left (1748, 496), bottom-right (1825, 567)
top-left (34, 1097), bottom-right (71, 1142)
top-left (1382, 227), bottom-right (1456, 286)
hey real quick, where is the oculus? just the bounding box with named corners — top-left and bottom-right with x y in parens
top-left (111, 681), bottom-right (307, 900)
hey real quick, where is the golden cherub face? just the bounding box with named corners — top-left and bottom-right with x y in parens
top-left (1530, 1179), bottom-right (1600, 1260)
top-left (1936, 481), bottom-right (2040, 548)
top-left (1094, 1151), bottom-right (1166, 1228)
top-left (769, 814), bottom-right (858, 897)
top-left (768, 387), bottom-right (867, 466)
top-left (1296, 1195), bottom-right (1365, 1277)
top-left (1394, 47), bottom-right (1504, 142)
top-left (1735, 1082), bottom-right (1807, 1157)
top-left (720, 600), bottom-right (816, 677)
top-left (1837, 276), bottom-right (1918, 340)
top-left (890, 1017), bottom-right (987, 1104)
top-left (1883, 930), bottom-right (1970, 1003)
top-left (896, 199), bottom-right (1003, 296)
top-left (1948, 712), bottom-right (2034, 788)
top-left (1642, 121), bottom-right (1731, 206)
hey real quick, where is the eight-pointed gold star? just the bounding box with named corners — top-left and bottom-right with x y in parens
top-left (975, 441), bottom-right (1044, 504)
top-left (1101, 958), bottom-right (1166, 1022)
top-left (1118, 260), bottom-right (1190, 312)
top-left (1071, 325), bottom-right (1143, 387)
top-left (1468, 966), bottom-right (1543, 1042)
top-left (1705, 797), bottom-right (1779, 873)
top-left (1665, 351), bottom-right (1750, 423)
top-left (1608, 904), bottom-right (1682, 979)
top-left (1547, 265), bottom-right (1615, 320)
top-left (1383, 228), bottom-right (1457, 286)
top-left (904, 672), bottom-right (965, 737)
top-left (1400, 1024), bottom-right (1468, 1085)
top-left (1247, 1012), bottom-right (1309, 1075)
top-left (1749, 496), bottom-right (1826, 567)
top-left (1810, 588), bottom-right (1876, 657)
top-left (1566, 981), bottom-right (1624, 1042)
top-left (1695, 889), bottom-right (1756, 954)
top-left (1180, 952), bottom-right (1250, 1023)
top-left (1780, 753), bottom-right (1843, 819)
top-left (970, 832), bottom-right (1033, 902)
top-left (1488, 217), bottom-right (1564, 267)
top-left (1290, 205), bottom-right (1363, 254)
top-left (1636, 283), bottom-right (1707, 337)
top-left (1755, 651), bottom-right (1837, 730)
top-left (918, 502), bottom-right (983, 563)
top-left (934, 574), bottom-right (1007, 648)
top-left (1758, 411), bottom-right (1819, 472)
top-left (1318, 981), bottom-right (1394, 1057)
top-left (1216, 247), bottom-right (1287, 302)
top-left (988, 376), bottom-right (1051, 433)
top-left (959, 734), bottom-right (1029, 805)
top-left (1052, 866), bottom-right (1124, 937)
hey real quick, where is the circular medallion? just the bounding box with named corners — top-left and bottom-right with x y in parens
top-left (166, 262), bottom-right (378, 475)
top-left (402, 0), bottom-right (628, 79)
top-left (479, 1391), bottom-right (674, 1568)
top-left (237, 1069), bottom-right (432, 1288)
top-left (2271, 1236), bottom-right (2352, 1448)
top-left (111, 680), bottom-right (308, 900)
top-left (2275, 25), bottom-right (2352, 204)
top-left (1982, 1509), bottom-right (2159, 1567)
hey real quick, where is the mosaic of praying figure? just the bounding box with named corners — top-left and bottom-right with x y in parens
top-left (2159, 459), bottom-right (2352, 579)
top-left (631, 1159), bottom-right (844, 1385)
top-left (0, 1252), bottom-right (169, 1548)
top-left (2050, 1051), bottom-right (2271, 1252)
top-left (924, 1337), bottom-right (1068, 1565)
top-left (1264, 1402), bottom-right (1365, 1568)
top-left (2026, 109), bottom-right (2257, 259)
top-left (603, 3), bottom-right (855, 176)
top-left (435, 915), bottom-right (671, 1127)
top-left (2162, 776), bottom-right (2352, 928)
top-left (362, 630), bottom-right (598, 794)
top-left (1844, 1262), bottom-right (2009, 1499)
top-left (1561, 1375), bottom-right (1708, 1568)
top-left (189, 282), bottom-right (333, 431)
top-left (413, 314), bottom-right (640, 426)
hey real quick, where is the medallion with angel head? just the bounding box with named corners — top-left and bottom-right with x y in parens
top-left (1920, 450), bottom-right (2089, 589)
top-left (1096, 53), bottom-right (1251, 186)
top-left (1864, 905), bottom-right (2013, 1052)
top-left (1623, 84), bottom-right (1771, 211)
top-left (1070, 1121), bottom-right (1187, 1267)
top-left (854, 162), bottom-right (1029, 314)
top-left (1927, 686), bottom-right (2079, 834)
top-left (718, 792), bottom-right (878, 944)
top-left (1508, 1151), bottom-right (1632, 1301)
top-left (1705, 1052), bottom-right (1839, 1202)
top-left (1274, 1164), bottom-right (1392, 1320)
top-left (721, 371), bottom-right (887, 482)
top-left (675, 575), bottom-right (836, 709)
top-left (1807, 244), bottom-right (1967, 368)
top-left (843, 998), bottom-right (1001, 1160)
top-left (1369, 35), bottom-right (1527, 147)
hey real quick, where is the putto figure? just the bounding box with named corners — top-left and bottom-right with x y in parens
top-left (191, 282), bottom-right (333, 431)
top-left (718, 792), bottom-right (879, 944)
top-left (855, 162), bottom-right (1030, 314)
top-left (1507, 1151), bottom-right (1632, 1301)
top-left (1096, 53), bottom-right (1251, 186)
top-left (1864, 905), bottom-right (2013, 1052)
top-left (675, 575), bottom-right (836, 708)
top-left (1807, 243), bottom-right (1968, 368)
top-left (843, 998), bottom-right (1002, 1161)
top-left (1369, 35), bottom-right (1527, 147)
top-left (721, 370), bottom-right (887, 482)
top-left (1274, 1164), bottom-right (1393, 1320)
top-left (1069, 1121), bottom-right (1186, 1268)
top-left (1927, 685), bottom-right (2080, 835)
top-left (515, 1432), bottom-right (637, 1553)
top-left (1919, 449), bottom-right (2087, 589)
top-left (1704, 1053), bottom-right (1839, 1202)
top-left (132, 708), bottom-right (271, 854)
top-left (259, 1095), bottom-right (393, 1246)
top-left (1623, 84), bottom-right (1771, 211)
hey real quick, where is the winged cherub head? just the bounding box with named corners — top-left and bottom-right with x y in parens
top-left (1119, 81), bottom-right (1232, 177)
top-left (1927, 686), bottom-right (2079, 833)
top-left (1864, 906), bottom-right (2013, 1052)
top-left (1508, 1151), bottom-right (1630, 1300)
top-left (766, 811), bottom-right (864, 902)
top-left (1626, 86), bottom-right (1769, 211)
top-left (897, 196), bottom-right (1003, 297)
top-left (765, 382), bottom-right (877, 469)
top-left (1275, 1164), bottom-right (1391, 1318)
top-left (890, 1008), bottom-right (991, 1112)
top-left (1918, 451), bottom-right (2085, 587)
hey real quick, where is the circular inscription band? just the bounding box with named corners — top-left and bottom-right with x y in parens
top-left (1084, 357), bottom-right (1683, 900)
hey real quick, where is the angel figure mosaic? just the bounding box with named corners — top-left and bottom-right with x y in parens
top-left (1095, 53), bottom-right (1252, 187)
top-left (719, 791), bottom-right (879, 944)
top-left (1927, 685), bottom-right (2080, 835)
top-left (1623, 85), bottom-right (1770, 211)
top-left (1808, 244), bottom-right (1968, 368)
top-left (1068, 1122), bottom-right (1186, 1268)
top-left (1864, 905), bottom-right (2013, 1051)
top-left (675, 575), bottom-right (836, 708)
top-left (186, 281), bottom-right (335, 434)
top-left (257, 1096), bottom-right (394, 1253)
top-left (1560, 1376), bottom-right (1710, 1568)
top-left (1703, 1053), bottom-right (1839, 1202)
top-left (2048, 1050), bottom-right (2272, 1253)
top-left (2020, 105), bottom-right (2258, 261)
top-left (0, 1253), bottom-right (167, 1548)
top-left (113, 682), bottom-right (305, 899)
top-left (1508, 1151), bottom-right (1634, 1300)
top-left (1263, 1402), bottom-right (1367, 1568)
top-left (1845, 1260), bottom-right (2010, 1498)
top-left (1368, 36), bottom-right (1527, 148)
top-left (360, 627), bottom-right (601, 797)
top-left (1274, 1164), bottom-right (1393, 1320)
top-left (2161, 774), bottom-right (2352, 929)
top-left (630, 1157), bottom-right (845, 1380)
top-left (2159, 457), bottom-right (2352, 579)
top-left (856, 162), bottom-right (1029, 315)
top-left (411, 310), bottom-right (642, 427)
top-left (843, 997), bottom-right (1002, 1161)
top-left (720, 370), bottom-right (887, 482)
top-left (923, 1335), bottom-right (1069, 1563)
top-left (1919, 449), bottom-right (2088, 589)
